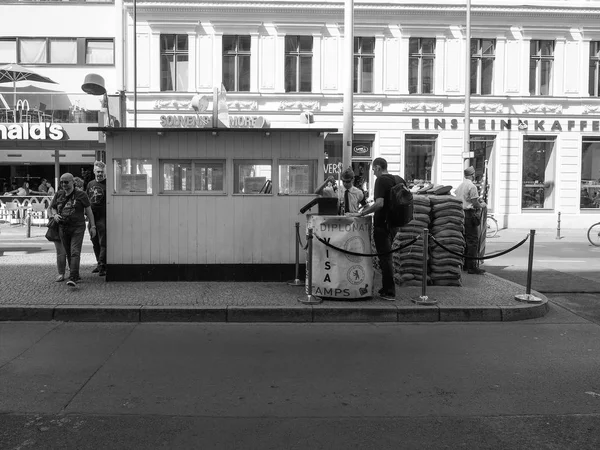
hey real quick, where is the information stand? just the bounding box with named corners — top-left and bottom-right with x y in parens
top-left (307, 215), bottom-right (374, 299)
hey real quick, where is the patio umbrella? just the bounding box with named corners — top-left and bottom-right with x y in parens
top-left (0, 63), bottom-right (57, 109)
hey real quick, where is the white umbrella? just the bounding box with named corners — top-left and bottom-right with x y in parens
top-left (0, 63), bottom-right (57, 116)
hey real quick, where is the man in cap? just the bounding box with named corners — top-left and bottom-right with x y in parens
top-left (455, 166), bottom-right (486, 275)
top-left (338, 167), bottom-right (364, 214)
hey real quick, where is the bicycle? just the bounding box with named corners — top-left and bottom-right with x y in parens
top-left (587, 221), bottom-right (600, 246)
top-left (486, 213), bottom-right (498, 238)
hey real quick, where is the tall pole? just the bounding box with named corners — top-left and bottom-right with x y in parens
top-left (463, 0), bottom-right (471, 169)
top-left (342, 0), bottom-right (354, 171)
top-left (133, 0), bottom-right (137, 128)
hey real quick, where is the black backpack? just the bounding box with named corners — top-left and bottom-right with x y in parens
top-left (386, 175), bottom-right (414, 227)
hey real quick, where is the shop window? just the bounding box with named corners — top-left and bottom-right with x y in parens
top-left (86, 39), bottom-right (114, 65)
top-left (522, 137), bottom-right (556, 209)
top-left (160, 34), bottom-right (189, 92)
top-left (20, 39), bottom-right (47, 64)
top-left (223, 35), bottom-right (251, 92)
top-left (409, 38), bottom-right (435, 94)
top-left (278, 160), bottom-right (315, 195)
top-left (0, 39), bottom-right (17, 64)
top-left (234, 160), bottom-right (272, 194)
top-left (589, 41), bottom-right (600, 97)
top-left (285, 36), bottom-right (313, 93)
top-left (405, 135), bottom-right (436, 184)
top-left (471, 39), bottom-right (495, 95)
top-left (113, 159), bottom-right (153, 195)
top-left (469, 136), bottom-right (495, 206)
top-left (580, 138), bottom-right (600, 209)
top-left (354, 37), bottom-right (374, 94)
top-left (529, 40), bottom-right (554, 96)
top-left (49, 39), bottom-right (77, 64)
top-left (160, 160), bottom-right (224, 194)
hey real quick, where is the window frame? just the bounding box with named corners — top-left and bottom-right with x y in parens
top-left (233, 159), bottom-right (273, 195)
top-left (85, 39), bottom-right (115, 66)
top-left (159, 159), bottom-right (227, 195)
top-left (0, 38), bottom-right (17, 64)
top-left (353, 37), bottom-right (375, 94)
top-left (284, 35), bottom-right (313, 93)
top-left (470, 38), bottom-right (495, 95)
top-left (0, 37), bottom-right (114, 66)
top-left (521, 136), bottom-right (556, 210)
top-left (589, 41), bottom-right (600, 97)
top-left (408, 37), bottom-right (436, 95)
top-left (222, 35), bottom-right (251, 92)
top-left (580, 137), bottom-right (600, 210)
top-left (113, 158), bottom-right (154, 196)
top-left (404, 134), bottom-right (437, 184)
top-left (529, 40), bottom-right (554, 96)
top-left (160, 34), bottom-right (189, 92)
top-left (277, 159), bottom-right (316, 195)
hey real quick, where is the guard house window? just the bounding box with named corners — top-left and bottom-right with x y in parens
top-left (405, 135), bottom-right (436, 184)
top-left (471, 39), bottom-right (495, 95)
top-left (522, 137), bottom-right (556, 209)
top-left (580, 138), bottom-right (600, 209)
top-left (285, 36), bottom-right (313, 93)
top-left (529, 40), bottom-right (554, 96)
top-left (278, 160), bottom-right (315, 195)
top-left (409, 38), bottom-right (435, 94)
top-left (223, 35), bottom-right (251, 92)
top-left (160, 34), bottom-right (189, 92)
top-left (114, 159), bottom-right (153, 195)
top-left (589, 41), bottom-right (600, 97)
top-left (86, 39), bottom-right (114, 65)
top-left (0, 39), bottom-right (17, 64)
top-left (354, 37), bottom-right (374, 94)
top-left (234, 160), bottom-right (272, 194)
top-left (161, 160), bottom-right (225, 193)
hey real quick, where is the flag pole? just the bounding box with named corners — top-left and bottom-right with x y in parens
top-left (463, 0), bottom-right (472, 169)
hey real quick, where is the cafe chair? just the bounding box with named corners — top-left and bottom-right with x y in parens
top-left (38, 103), bottom-right (53, 123)
top-left (29, 202), bottom-right (48, 227)
top-left (3, 202), bottom-right (23, 226)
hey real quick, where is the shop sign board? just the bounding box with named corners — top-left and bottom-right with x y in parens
top-left (0, 122), bottom-right (64, 140)
top-left (412, 117), bottom-right (600, 132)
top-left (307, 215), bottom-right (374, 299)
top-left (352, 141), bottom-right (372, 159)
top-left (160, 114), bottom-right (268, 129)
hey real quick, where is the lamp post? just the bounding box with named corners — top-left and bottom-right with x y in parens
top-left (82, 73), bottom-right (112, 127)
top-left (342, 0), bottom-right (354, 171)
top-left (133, 0), bottom-right (137, 128)
top-left (463, 0), bottom-right (472, 169)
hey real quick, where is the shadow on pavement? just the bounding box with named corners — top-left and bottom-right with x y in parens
top-left (485, 266), bottom-right (600, 294)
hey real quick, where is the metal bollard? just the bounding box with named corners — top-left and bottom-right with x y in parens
top-left (412, 228), bottom-right (436, 305)
top-left (515, 229), bottom-right (542, 303)
top-left (287, 222), bottom-right (305, 286)
top-left (555, 211), bottom-right (563, 240)
top-left (299, 227), bottom-right (322, 304)
top-left (26, 212), bottom-right (31, 238)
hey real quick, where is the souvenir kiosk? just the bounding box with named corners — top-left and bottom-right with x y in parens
top-left (91, 126), bottom-right (337, 281)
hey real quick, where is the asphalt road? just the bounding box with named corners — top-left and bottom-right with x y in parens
top-left (1, 311), bottom-right (600, 450)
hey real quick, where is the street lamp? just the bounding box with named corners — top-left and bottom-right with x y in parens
top-left (81, 73), bottom-right (113, 127)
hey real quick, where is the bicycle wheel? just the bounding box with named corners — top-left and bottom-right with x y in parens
top-left (486, 217), bottom-right (498, 238)
top-left (587, 222), bottom-right (600, 246)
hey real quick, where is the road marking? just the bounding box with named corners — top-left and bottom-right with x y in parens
top-left (586, 391), bottom-right (600, 398)
top-left (536, 260), bottom-right (586, 263)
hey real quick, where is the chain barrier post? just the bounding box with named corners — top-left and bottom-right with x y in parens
top-left (413, 228), bottom-right (436, 305)
top-left (299, 226), bottom-right (322, 304)
top-left (555, 211), bottom-right (562, 240)
top-left (515, 229), bottom-right (542, 303)
top-left (26, 211), bottom-right (31, 238)
top-left (287, 222), bottom-right (304, 286)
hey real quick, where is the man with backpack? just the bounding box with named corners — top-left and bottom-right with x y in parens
top-left (353, 157), bottom-right (407, 300)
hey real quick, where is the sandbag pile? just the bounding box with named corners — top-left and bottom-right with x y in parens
top-left (427, 195), bottom-right (465, 286)
top-left (392, 195), bottom-right (431, 287)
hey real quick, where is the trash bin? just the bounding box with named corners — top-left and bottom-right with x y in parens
top-left (307, 214), bottom-right (374, 299)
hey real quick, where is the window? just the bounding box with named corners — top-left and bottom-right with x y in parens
top-left (409, 38), bottom-right (435, 94)
top-left (233, 160), bottom-right (272, 194)
top-left (471, 39), bottom-right (495, 95)
top-left (114, 159), bottom-right (153, 194)
top-left (405, 135), bottom-right (436, 184)
top-left (0, 39), bottom-right (17, 64)
top-left (161, 160), bottom-right (225, 193)
top-left (529, 40), bottom-right (554, 96)
top-left (522, 137), bottom-right (556, 209)
top-left (279, 160), bottom-right (315, 194)
top-left (49, 39), bottom-right (77, 64)
top-left (469, 136), bottom-right (495, 206)
top-left (86, 39), bottom-right (114, 65)
top-left (223, 35), bottom-right (251, 92)
top-left (580, 138), bottom-right (600, 209)
top-left (20, 39), bottom-right (47, 64)
top-left (285, 36), bottom-right (313, 93)
top-left (354, 37), bottom-right (374, 93)
top-left (590, 41), bottom-right (600, 97)
top-left (160, 34), bottom-right (189, 92)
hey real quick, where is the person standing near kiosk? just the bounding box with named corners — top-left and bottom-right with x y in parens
top-left (339, 167), bottom-right (364, 214)
top-left (86, 161), bottom-right (107, 277)
top-left (351, 157), bottom-right (398, 300)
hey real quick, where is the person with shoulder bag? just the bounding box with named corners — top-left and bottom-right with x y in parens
top-left (49, 173), bottom-right (96, 287)
top-left (45, 205), bottom-right (67, 282)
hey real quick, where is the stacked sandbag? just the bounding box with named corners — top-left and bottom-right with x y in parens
top-left (392, 195), bottom-right (431, 287)
top-left (428, 194), bottom-right (465, 287)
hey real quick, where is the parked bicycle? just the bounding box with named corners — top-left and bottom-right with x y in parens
top-left (486, 213), bottom-right (499, 238)
top-left (587, 221), bottom-right (600, 246)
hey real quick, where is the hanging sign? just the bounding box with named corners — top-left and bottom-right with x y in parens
top-left (307, 215), bottom-right (374, 299)
top-left (352, 141), bottom-right (372, 159)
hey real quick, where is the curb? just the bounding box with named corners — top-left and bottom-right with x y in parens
top-left (0, 300), bottom-right (549, 323)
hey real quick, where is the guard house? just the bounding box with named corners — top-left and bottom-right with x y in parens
top-left (91, 127), bottom-right (337, 281)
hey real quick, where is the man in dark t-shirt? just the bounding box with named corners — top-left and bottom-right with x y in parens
top-left (353, 157), bottom-right (399, 300)
top-left (86, 161), bottom-right (107, 276)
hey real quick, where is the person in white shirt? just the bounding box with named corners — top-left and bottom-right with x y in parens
top-left (455, 166), bottom-right (486, 275)
top-left (338, 167), bottom-right (364, 214)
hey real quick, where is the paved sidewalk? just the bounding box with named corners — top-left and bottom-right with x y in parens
top-left (0, 223), bottom-right (548, 322)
